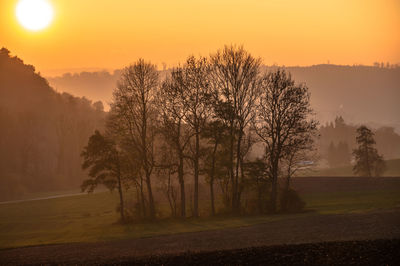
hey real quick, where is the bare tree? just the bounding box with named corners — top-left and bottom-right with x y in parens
top-left (210, 45), bottom-right (262, 213)
top-left (172, 56), bottom-right (211, 217)
top-left (107, 113), bottom-right (147, 218)
top-left (158, 69), bottom-right (193, 218)
top-left (111, 59), bottom-right (159, 219)
top-left (201, 120), bottom-right (228, 215)
top-left (155, 144), bottom-right (179, 217)
top-left (254, 69), bottom-right (318, 213)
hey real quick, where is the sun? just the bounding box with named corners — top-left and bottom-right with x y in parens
top-left (16, 0), bottom-right (54, 31)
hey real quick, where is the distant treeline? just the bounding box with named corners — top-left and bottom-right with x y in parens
top-left (1, 46), bottom-right (399, 206)
top-left (319, 116), bottom-right (400, 168)
top-left (48, 63), bottom-right (400, 132)
top-left (0, 48), bottom-right (105, 200)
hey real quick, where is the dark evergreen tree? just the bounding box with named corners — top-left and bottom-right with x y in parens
top-left (81, 130), bottom-right (127, 221)
top-left (353, 126), bottom-right (386, 177)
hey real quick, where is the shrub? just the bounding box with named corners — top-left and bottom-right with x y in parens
top-left (279, 189), bottom-right (305, 213)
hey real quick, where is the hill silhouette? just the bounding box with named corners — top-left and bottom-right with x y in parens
top-left (0, 48), bottom-right (105, 200)
top-left (48, 64), bottom-right (400, 132)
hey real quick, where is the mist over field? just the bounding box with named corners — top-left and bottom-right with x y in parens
top-left (1, 0), bottom-right (400, 263)
top-left (2, 49), bottom-right (400, 202)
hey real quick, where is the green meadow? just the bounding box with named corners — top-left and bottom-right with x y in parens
top-left (306, 159), bottom-right (400, 177)
top-left (1, 178), bottom-right (399, 249)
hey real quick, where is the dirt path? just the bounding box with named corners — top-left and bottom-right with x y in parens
top-left (0, 190), bottom-right (109, 205)
top-left (0, 193), bottom-right (84, 205)
top-left (1, 209), bottom-right (399, 265)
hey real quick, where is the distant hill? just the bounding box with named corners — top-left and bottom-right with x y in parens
top-left (0, 48), bottom-right (105, 200)
top-left (48, 64), bottom-right (400, 132)
top-left (276, 65), bottom-right (400, 131)
top-left (48, 70), bottom-right (122, 108)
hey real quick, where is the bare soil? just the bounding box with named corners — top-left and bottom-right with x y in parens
top-left (1, 208), bottom-right (399, 265)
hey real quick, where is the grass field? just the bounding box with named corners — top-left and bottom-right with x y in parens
top-left (306, 158), bottom-right (400, 177)
top-left (1, 177), bottom-right (400, 249)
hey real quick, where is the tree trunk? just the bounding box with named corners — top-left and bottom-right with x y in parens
top-left (117, 170), bottom-right (125, 221)
top-left (142, 98), bottom-right (155, 219)
top-left (210, 141), bottom-right (218, 216)
top-left (145, 171), bottom-right (156, 219)
top-left (270, 158), bottom-right (279, 213)
top-left (229, 123), bottom-right (235, 212)
top-left (282, 173), bottom-right (291, 212)
top-left (193, 130), bottom-right (200, 217)
top-left (270, 176), bottom-right (278, 213)
top-left (233, 131), bottom-right (243, 214)
top-left (166, 172), bottom-right (175, 217)
top-left (140, 174), bottom-right (146, 217)
top-left (178, 155), bottom-right (186, 218)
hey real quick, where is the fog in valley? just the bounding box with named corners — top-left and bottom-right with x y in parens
top-left (1, 46), bottom-right (399, 265)
top-left (2, 47), bottom-right (399, 201)
top-left (48, 64), bottom-right (400, 131)
top-left (1, 0), bottom-right (400, 263)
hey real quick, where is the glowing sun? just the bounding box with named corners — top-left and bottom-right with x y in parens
top-left (16, 0), bottom-right (54, 31)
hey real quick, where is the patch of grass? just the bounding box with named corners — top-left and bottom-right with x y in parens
top-left (302, 190), bottom-right (400, 214)
top-left (305, 158), bottom-right (400, 177)
top-left (0, 187), bottom-right (399, 249)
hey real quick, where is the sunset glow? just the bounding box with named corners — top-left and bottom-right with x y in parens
top-left (16, 0), bottom-right (54, 31)
top-left (1, 0), bottom-right (400, 263)
top-left (0, 0), bottom-right (399, 75)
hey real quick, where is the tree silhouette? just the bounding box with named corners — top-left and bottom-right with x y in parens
top-left (171, 56), bottom-right (212, 217)
top-left (201, 120), bottom-right (228, 215)
top-left (353, 126), bottom-right (386, 177)
top-left (111, 59), bottom-right (159, 219)
top-left (158, 68), bottom-right (194, 218)
top-left (81, 130), bottom-right (127, 221)
top-left (253, 69), bottom-right (318, 213)
top-left (210, 45), bottom-right (262, 213)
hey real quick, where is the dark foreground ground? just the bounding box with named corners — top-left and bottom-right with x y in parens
top-left (107, 239), bottom-right (400, 265)
top-left (1, 208), bottom-right (399, 265)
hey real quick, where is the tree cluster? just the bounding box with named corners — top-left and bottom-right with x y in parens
top-left (81, 45), bottom-right (318, 221)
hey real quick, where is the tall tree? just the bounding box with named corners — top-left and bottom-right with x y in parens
top-left (158, 69), bottom-right (193, 218)
top-left (253, 69), bottom-right (318, 212)
top-left (155, 144), bottom-right (179, 217)
top-left (111, 59), bottom-right (159, 219)
top-left (210, 45), bottom-right (262, 213)
top-left (81, 130), bottom-right (127, 221)
top-left (176, 56), bottom-right (212, 217)
top-left (353, 126), bottom-right (386, 177)
top-left (201, 120), bottom-right (228, 216)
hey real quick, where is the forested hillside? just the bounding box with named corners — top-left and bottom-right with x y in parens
top-left (318, 116), bottom-right (400, 167)
top-left (0, 48), bottom-right (105, 200)
top-left (48, 64), bottom-right (400, 132)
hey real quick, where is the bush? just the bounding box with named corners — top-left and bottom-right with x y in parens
top-left (279, 189), bottom-right (305, 213)
top-left (242, 180), bottom-right (271, 215)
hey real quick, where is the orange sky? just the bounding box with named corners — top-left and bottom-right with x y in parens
top-left (1, 0), bottom-right (399, 76)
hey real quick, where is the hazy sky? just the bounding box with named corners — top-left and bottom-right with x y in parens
top-left (1, 0), bottom-right (399, 76)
